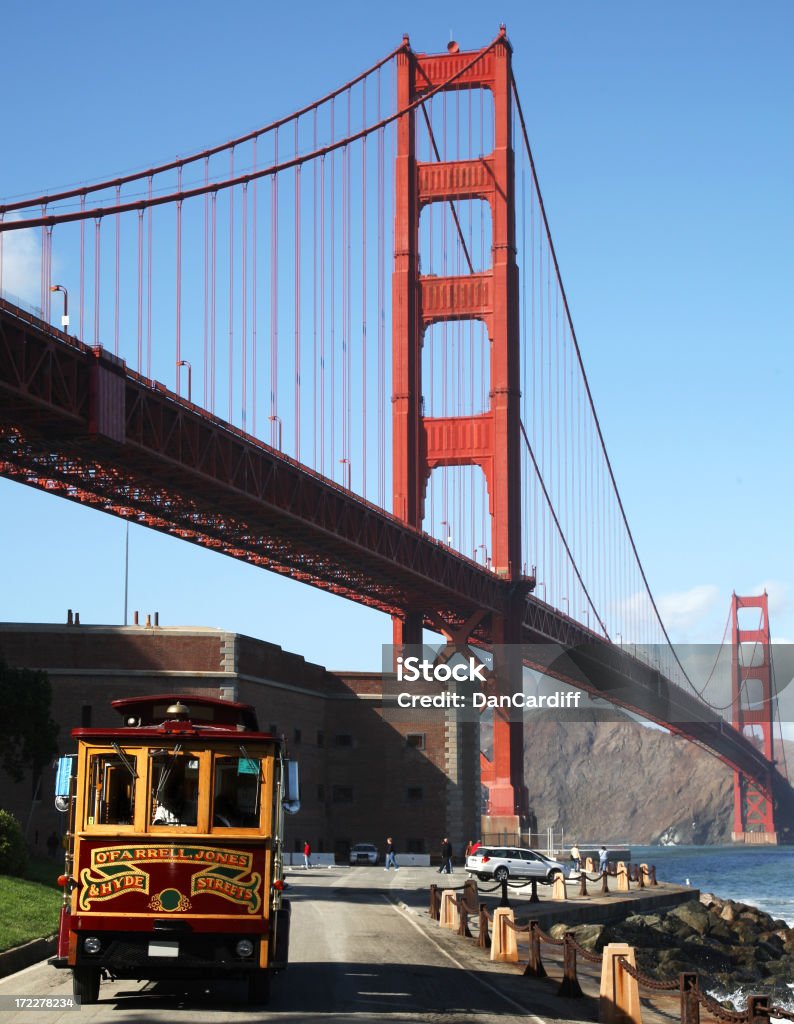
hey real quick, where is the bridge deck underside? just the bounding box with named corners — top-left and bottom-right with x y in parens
top-left (1, 300), bottom-right (791, 821)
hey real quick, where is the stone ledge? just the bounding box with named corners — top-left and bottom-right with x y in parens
top-left (525, 887), bottom-right (700, 931)
top-left (0, 936), bottom-right (57, 980)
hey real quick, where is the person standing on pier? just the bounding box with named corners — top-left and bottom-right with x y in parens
top-left (570, 842), bottom-right (581, 872)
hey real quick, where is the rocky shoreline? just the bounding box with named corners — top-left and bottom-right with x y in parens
top-left (551, 892), bottom-right (794, 1006)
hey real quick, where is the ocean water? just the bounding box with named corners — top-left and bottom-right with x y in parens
top-left (633, 845), bottom-right (794, 1017)
top-left (633, 844), bottom-right (794, 926)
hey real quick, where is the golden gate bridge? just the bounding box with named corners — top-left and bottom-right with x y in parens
top-left (0, 29), bottom-right (791, 840)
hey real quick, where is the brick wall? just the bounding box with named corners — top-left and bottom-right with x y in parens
top-left (0, 623), bottom-right (479, 863)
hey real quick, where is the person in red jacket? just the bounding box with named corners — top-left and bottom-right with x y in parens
top-left (303, 840), bottom-right (312, 869)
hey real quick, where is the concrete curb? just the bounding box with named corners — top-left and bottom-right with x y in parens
top-left (0, 936), bottom-right (57, 980)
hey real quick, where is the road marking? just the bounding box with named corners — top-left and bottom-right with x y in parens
top-left (381, 896), bottom-right (548, 1023)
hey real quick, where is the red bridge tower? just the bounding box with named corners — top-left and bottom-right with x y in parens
top-left (731, 592), bottom-right (777, 843)
top-left (391, 31), bottom-right (527, 829)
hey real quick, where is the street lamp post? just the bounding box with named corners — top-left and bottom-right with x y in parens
top-left (339, 458), bottom-right (351, 489)
top-left (440, 520), bottom-right (452, 545)
top-left (536, 582), bottom-right (546, 601)
top-left (176, 359), bottom-right (192, 402)
top-left (269, 415), bottom-right (282, 451)
top-left (50, 285), bottom-right (69, 334)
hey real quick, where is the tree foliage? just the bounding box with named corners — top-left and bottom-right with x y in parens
top-left (0, 661), bottom-right (59, 782)
top-left (0, 809), bottom-right (28, 876)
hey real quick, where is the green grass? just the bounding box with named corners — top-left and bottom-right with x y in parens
top-left (0, 859), bottom-right (62, 952)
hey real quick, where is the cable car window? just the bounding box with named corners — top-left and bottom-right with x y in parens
top-left (86, 753), bottom-right (136, 826)
top-left (212, 756), bottom-right (262, 828)
top-left (150, 752), bottom-right (200, 826)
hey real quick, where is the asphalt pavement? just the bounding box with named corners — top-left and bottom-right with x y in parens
top-left (0, 865), bottom-right (689, 1023)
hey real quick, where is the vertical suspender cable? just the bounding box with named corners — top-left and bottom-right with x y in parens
top-left (361, 80), bottom-right (367, 499)
top-left (147, 176), bottom-right (153, 377)
top-left (93, 218), bottom-right (101, 347)
top-left (229, 148), bottom-right (235, 422)
top-left (203, 157), bottom-right (209, 408)
top-left (137, 208), bottom-right (143, 372)
top-left (329, 103), bottom-right (335, 474)
top-left (242, 180), bottom-right (248, 430)
top-left (40, 206), bottom-right (46, 316)
top-left (295, 118), bottom-right (301, 460)
top-left (114, 185), bottom-right (121, 355)
top-left (270, 129), bottom-right (279, 444)
top-left (313, 112), bottom-right (319, 468)
top-left (80, 195), bottom-right (86, 340)
top-left (211, 190), bottom-right (217, 413)
top-left (377, 71), bottom-right (385, 506)
top-left (252, 141), bottom-right (258, 436)
top-left (320, 153), bottom-right (325, 474)
top-left (176, 167), bottom-right (182, 374)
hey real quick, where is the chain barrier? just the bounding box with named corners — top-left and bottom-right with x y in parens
top-left (501, 915), bottom-right (531, 935)
top-left (753, 1005), bottom-right (794, 1022)
top-left (535, 923), bottom-right (565, 947)
top-left (428, 873), bottom-right (794, 1024)
top-left (566, 932), bottom-right (604, 964)
top-left (617, 955), bottom-right (680, 992)
top-left (696, 988), bottom-right (759, 1024)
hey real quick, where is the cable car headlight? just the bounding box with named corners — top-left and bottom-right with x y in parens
top-left (83, 936), bottom-right (102, 955)
top-left (235, 939), bottom-right (254, 958)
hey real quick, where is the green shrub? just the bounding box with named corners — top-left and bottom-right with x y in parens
top-left (0, 809), bottom-right (28, 876)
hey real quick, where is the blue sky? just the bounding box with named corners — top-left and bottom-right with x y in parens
top-left (1, 0), bottom-right (792, 672)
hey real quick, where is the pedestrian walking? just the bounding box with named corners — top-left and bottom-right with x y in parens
top-left (598, 846), bottom-right (608, 872)
top-left (384, 836), bottom-right (398, 870)
top-left (438, 837), bottom-right (453, 873)
top-left (303, 840), bottom-right (312, 869)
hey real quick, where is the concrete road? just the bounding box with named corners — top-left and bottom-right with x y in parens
top-left (0, 867), bottom-right (572, 1023)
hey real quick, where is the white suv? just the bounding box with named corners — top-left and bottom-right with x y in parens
top-left (466, 846), bottom-right (566, 883)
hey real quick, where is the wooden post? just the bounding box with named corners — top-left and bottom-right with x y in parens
top-left (552, 872), bottom-right (567, 899)
top-left (747, 995), bottom-right (771, 1024)
top-left (557, 932), bottom-right (584, 998)
top-left (440, 889), bottom-right (458, 930)
top-left (528, 878), bottom-right (539, 903)
top-left (616, 861), bottom-right (630, 892)
top-left (477, 903), bottom-right (491, 949)
top-left (429, 883), bottom-right (440, 920)
top-left (578, 872), bottom-right (588, 897)
top-left (523, 920), bottom-right (547, 978)
top-left (585, 856), bottom-right (595, 873)
top-left (599, 944), bottom-right (642, 1024)
top-left (490, 906), bottom-right (518, 962)
top-left (463, 878), bottom-right (478, 913)
top-left (640, 863), bottom-right (650, 887)
top-left (601, 870), bottom-right (610, 894)
top-left (679, 972), bottom-right (699, 1024)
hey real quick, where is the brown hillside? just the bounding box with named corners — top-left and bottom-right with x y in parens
top-left (522, 716), bottom-right (736, 844)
